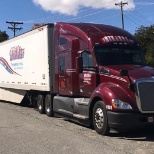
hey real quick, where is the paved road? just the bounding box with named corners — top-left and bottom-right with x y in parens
top-left (0, 101), bottom-right (154, 154)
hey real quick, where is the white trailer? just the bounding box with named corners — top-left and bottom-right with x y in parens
top-left (0, 25), bottom-right (55, 103)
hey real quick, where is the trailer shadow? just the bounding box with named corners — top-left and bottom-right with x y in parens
top-left (0, 100), bottom-right (34, 108)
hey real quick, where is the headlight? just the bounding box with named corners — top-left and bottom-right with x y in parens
top-left (112, 99), bottom-right (132, 110)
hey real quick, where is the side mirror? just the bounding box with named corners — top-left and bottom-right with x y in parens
top-left (76, 57), bottom-right (83, 73)
top-left (120, 69), bottom-right (128, 76)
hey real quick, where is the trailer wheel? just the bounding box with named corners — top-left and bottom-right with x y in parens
top-left (37, 95), bottom-right (45, 114)
top-left (45, 94), bottom-right (54, 117)
top-left (93, 100), bottom-right (109, 135)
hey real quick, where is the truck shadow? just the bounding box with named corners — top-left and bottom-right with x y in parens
top-left (51, 114), bottom-right (154, 142)
top-left (63, 118), bottom-right (154, 142)
top-left (1, 100), bottom-right (154, 142)
top-left (109, 127), bottom-right (154, 141)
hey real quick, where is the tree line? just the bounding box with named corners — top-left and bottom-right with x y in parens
top-left (0, 30), bottom-right (8, 42)
top-left (134, 25), bottom-right (154, 66)
top-left (0, 24), bottom-right (154, 66)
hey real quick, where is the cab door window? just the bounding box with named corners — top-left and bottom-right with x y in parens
top-left (82, 52), bottom-right (93, 67)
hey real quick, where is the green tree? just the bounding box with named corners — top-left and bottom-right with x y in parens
top-left (0, 30), bottom-right (9, 42)
top-left (134, 25), bottom-right (154, 66)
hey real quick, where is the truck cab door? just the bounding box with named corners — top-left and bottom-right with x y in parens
top-left (58, 36), bottom-right (79, 96)
top-left (79, 51), bottom-right (97, 97)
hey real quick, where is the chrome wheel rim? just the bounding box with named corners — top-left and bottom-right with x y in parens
top-left (38, 100), bottom-right (42, 110)
top-left (38, 104), bottom-right (42, 110)
top-left (46, 100), bottom-right (50, 113)
top-left (95, 108), bottom-right (104, 129)
top-left (38, 96), bottom-right (43, 110)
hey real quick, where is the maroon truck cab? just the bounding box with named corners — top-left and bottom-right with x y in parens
top-left (47, 23), bottom-right (154, 135)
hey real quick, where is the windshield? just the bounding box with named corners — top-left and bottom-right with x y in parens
top-left (94, 46), bottom-right (145, 66)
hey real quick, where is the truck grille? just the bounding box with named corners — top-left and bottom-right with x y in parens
top-left (135, 78), bottom-right (154, 113)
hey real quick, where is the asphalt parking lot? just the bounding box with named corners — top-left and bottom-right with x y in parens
top-left (0, 101), bottom-right (154, 154)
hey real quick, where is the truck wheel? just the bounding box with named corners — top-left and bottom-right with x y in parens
top-left (93, 101), bottom-right (109, 135)
top-left (37, 95), bottom-right (45, 114)
top-left (45, 94), bottom-right (54, 117)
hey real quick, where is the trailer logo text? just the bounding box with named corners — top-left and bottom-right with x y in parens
top-left (9, 46), bottom-right (24, 61)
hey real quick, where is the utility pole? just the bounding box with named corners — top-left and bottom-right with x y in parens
top-left (115, 1), bottom-right (128, 29)
top-left (6, 21), bottom-right (23, 37)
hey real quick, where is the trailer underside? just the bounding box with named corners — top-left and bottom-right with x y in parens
top-left (0, 87), bottom-right (26, 103)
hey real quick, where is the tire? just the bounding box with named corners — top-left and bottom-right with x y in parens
top-left (45, 94), bottom-right (54, 117)
top-left (93, 100), bottom-right (110, 135)
top-left (37, 95), bottom-right (45, 114)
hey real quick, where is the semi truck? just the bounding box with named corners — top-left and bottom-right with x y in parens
top-left (0, 22), bottom-right (154, 135)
